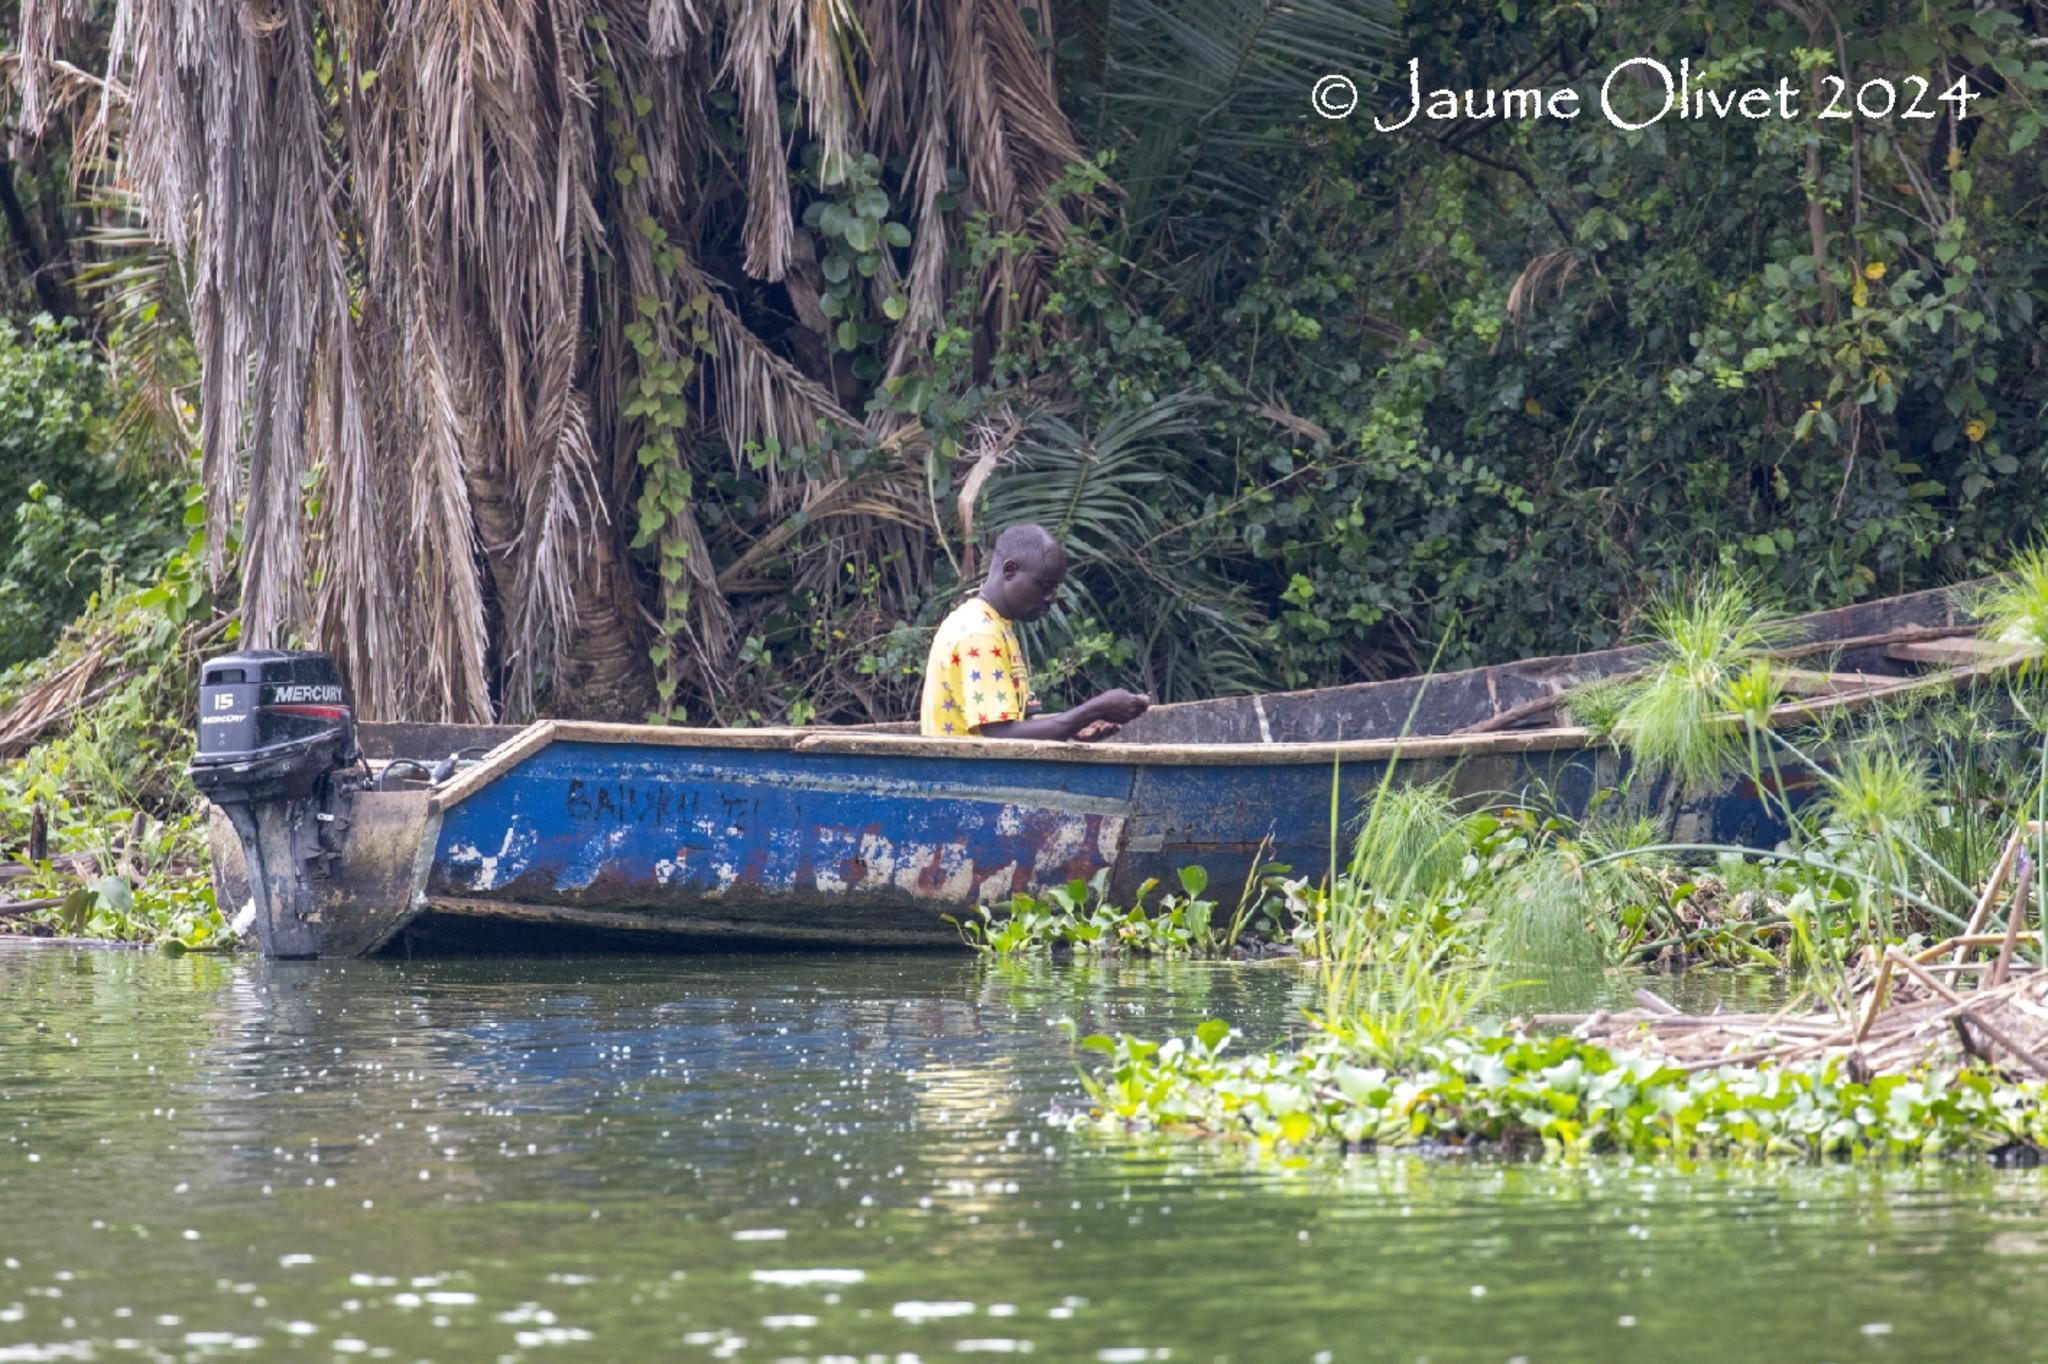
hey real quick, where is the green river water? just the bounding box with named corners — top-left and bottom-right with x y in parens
top-left (5, 944), bottom-right (2048, 1362)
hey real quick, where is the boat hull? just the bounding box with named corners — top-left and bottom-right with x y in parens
top-left (209, 726), bottom-right (1789, 954)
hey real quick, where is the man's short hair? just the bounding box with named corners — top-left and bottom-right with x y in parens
top-left (992, 523), bottom-right (1059, 567)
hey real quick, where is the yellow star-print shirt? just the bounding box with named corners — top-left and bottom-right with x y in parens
top-left (919, 597), bottom-right (1035, 736)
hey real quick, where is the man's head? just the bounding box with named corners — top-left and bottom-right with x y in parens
top-left (981, 523), bottom-right (1067, 622)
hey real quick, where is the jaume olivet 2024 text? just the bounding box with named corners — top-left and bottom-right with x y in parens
top-left (1310, 58), bottom-right (1985, 131)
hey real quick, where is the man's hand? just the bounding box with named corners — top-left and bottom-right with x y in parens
top-left (1084, 689), bottom-right (1151, 725)
top-left (976, 688), bottom-right (1150, 742)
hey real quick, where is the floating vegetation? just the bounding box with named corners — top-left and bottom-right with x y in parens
top-left (1065, 1021), bottom-right (2048, 1163)
top-left (1067, 825), bottom-right (2048, 1163)
top-left (950, 864), bottom-right (1270, 958)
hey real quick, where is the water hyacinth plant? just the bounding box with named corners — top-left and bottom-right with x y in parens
top-left (1067, 1020), bottom-right (2048, 1163)
top-left (949, 862), bottom-right (1259, 958)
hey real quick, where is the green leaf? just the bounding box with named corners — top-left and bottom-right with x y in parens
top-left (57, 887), bottom-right (93, 936)
top-left (91, 875), bottom-right (133, 917)
top-left (1195, 1018), bottom-right (1230, 1052)
top-left (1334, 1065), bottom-right (1381, 1105)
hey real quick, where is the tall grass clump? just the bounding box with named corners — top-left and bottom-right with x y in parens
top-left (1309, 781), bottom-right (1471, 1024)
top-left (1483, 858), bottom-right (1609, 983)
top-left (1298, 773), bottom-right (1544, 1064)
top-left (1487, 809), bottom-right (1667, 977)
top-left (1812, 734), bottom-right (1938, 942)
top-left (1916, 694), bottom-right (2032, 920)
top-left (1611, 576), bottom-right (1795, 792)
top-left (1975, 544), bottom-right (2048, 663)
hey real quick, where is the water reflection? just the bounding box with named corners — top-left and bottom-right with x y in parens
top-left (0, 945), bottom-right (2043, 1362)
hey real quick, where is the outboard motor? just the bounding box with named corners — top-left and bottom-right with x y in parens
top-left (188, 651), bottom-right (364, 957)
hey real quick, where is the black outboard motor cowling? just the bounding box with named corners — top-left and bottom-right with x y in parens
top-left (188, 650), bottom-right (363, 958)
top-left (192, 650), bottom-right (358, 797)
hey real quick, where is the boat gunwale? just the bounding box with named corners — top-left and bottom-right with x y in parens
top-left (424, 655), bottom-right (2014, 814)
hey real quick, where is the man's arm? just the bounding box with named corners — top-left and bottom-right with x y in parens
top-left (979, 688), bottom-right (1149, 742)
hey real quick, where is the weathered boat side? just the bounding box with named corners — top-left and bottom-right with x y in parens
top-left (424, 734), bottom-right (1131, 945)
top-left (397, 719), bottom-right (1791, 949)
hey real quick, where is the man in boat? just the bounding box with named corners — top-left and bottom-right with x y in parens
top-left (920, 523), bottom-right (1151, 741)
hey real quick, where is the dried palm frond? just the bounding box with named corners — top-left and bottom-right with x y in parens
top-left (725, 0), bottom-right (799, 280)
top-left (12, 0), bottom-right (1105, 726)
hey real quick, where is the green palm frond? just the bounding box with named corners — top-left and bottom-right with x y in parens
top-left (1093, 0), bottom-right (1399, 268)
top-left (979, 391), bottom-right (1274, 701)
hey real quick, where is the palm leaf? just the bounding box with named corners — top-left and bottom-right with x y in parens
top-left (979, 392), bottom-right (1274, 701)
top-left (1094, 0), bottom-right (1398, 271)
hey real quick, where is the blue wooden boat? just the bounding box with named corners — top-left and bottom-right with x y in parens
top-left (196, 585), bottom-right (1999, 957)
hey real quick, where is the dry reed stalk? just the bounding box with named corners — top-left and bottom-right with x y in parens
top-left (1882, 949), bottom-right (2048, 1079)
top-left (1954, 824), bottom-right (2043, 964)
top-left (1992, 853), bottom-right (2037, 989)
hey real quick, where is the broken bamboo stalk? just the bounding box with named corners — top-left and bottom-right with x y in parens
top-left (1991, 851), bottom-right (2036, 990)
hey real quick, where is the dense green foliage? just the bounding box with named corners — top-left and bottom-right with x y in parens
top-left (9, 1), bottom-right (2048, 722)
top-left (0, 315), bottom-right (181, 668)
top-left (0, 314), bottom-right (227, 944)
top-left (970, 1), bottom-right (2048, 697)
top-left (0, 522), bottom-right (232, 947)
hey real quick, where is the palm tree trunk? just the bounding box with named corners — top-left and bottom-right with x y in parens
top-left (553, 529), bottom-right (657, 721)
